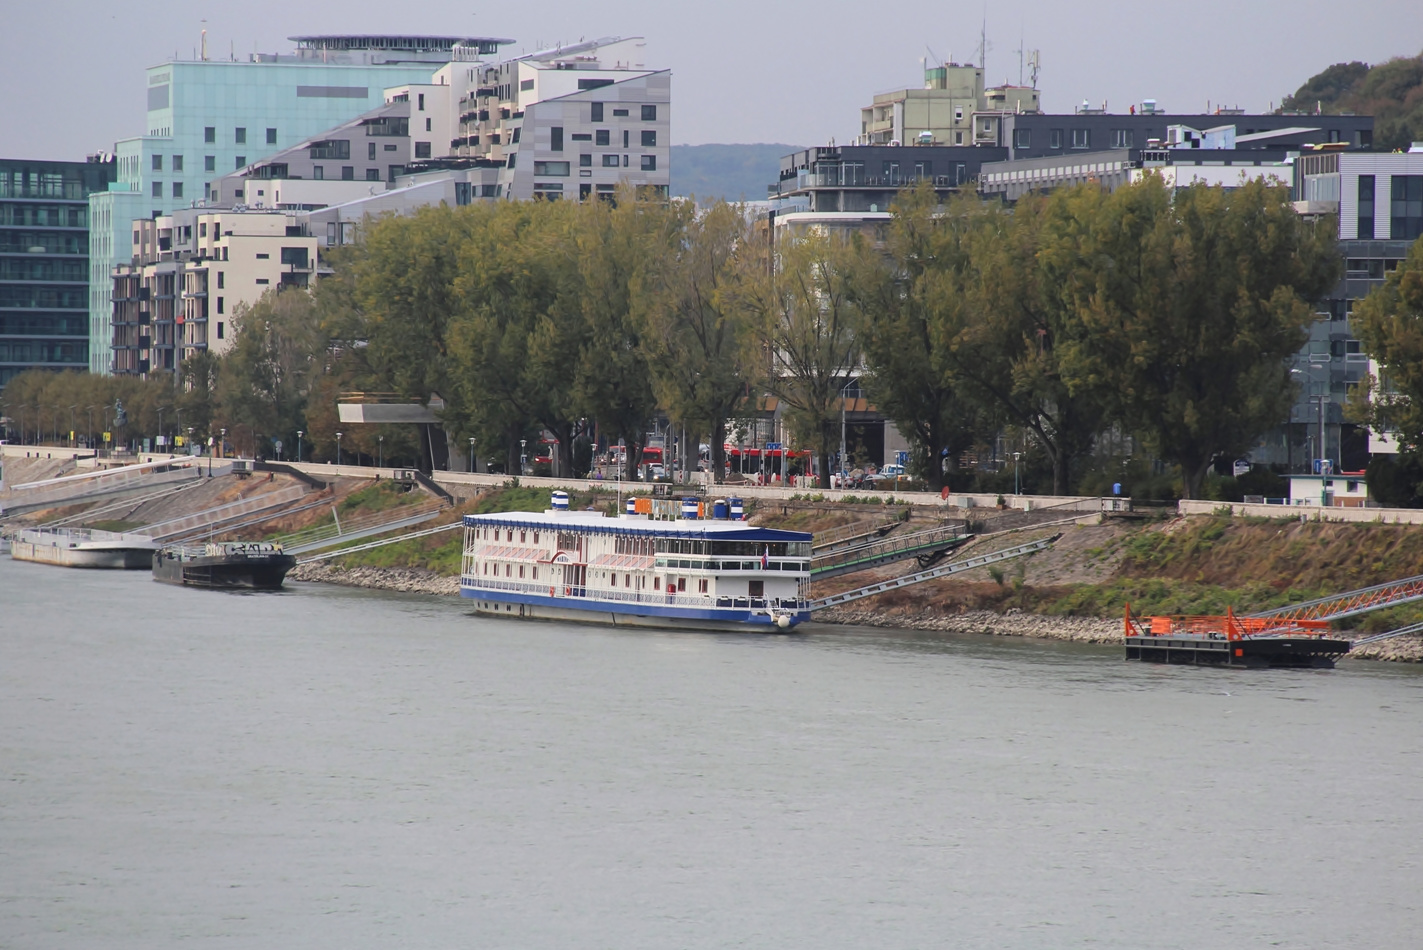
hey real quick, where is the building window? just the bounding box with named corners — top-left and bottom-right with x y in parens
top-left (595, 129), bottom-right (610, 146)
top-left (534, 161), bottom-right (571, 176)
top-left (255, 278), bottom-right (269, 285)
top-left (267, 127), bottom-right (277, 145)
top-left (641, 130), bottom-right (656, 147)
top-left (172, 182), bottom-right (183, 199)
top-left (580, 154), bottom-right (592, 167)
top-left (882, 160), bottom-right (900, 184)
top-left (954, 131), bottom-right (963, 145)
top-left (217, 271), bottom-right (223, 288)
top-left (366, 168), bottom-right (380, 181)
top-left (641, 155), bottom-right (657, 171)
top-left (1050, 129), bottom-right (1063, 149)
top-left (235, 156), bottom-right (245, 169)
top-left (1358, 175), bottom-right (1375, 240)
top-left (418, 93), bottom-right (425, 111)
top-left (1110, 129), bottom-right (1133, 148)
top-left (591, 102), bottom-right (604, 122)
top-left (1014, 128), bottom-right (1031, 149)
top-left (914, 161), bottom-right (932, 179)
top-left (551, 126), bottom-right (563, 151)
top-left (425, 118), bottom-right (431, 132)
top-left (313, 165), bottom-right (324, 180)
top-left (152, 154), bottom-right (163, 171)
top-left (384, 144), bottom-right (397, 152)
top-left (368, 142), bottom-right (377, 160)
top-left (520, 78), bottom-right (535, 91)
top-left (204, 126), bottom-right (215, 143)
top-left (217, 297), bottom-right (224, 314)
top-left (172, 154), bottom-right (183, 171)
top-left (204, 155), bottom-right (215, 172)
top-left (623, 130), bottom-right (630, 148)
top-left (235, 127), bottom-right (246, 144)
top-left (341, 166), bottom-right (354, 180)
top-left (603, 154), bottom-right (620, 167)
top-left (152, 181), bottom-right (162, 197)
top-left (415, 142), bottom-right (431, 159)
top-left (613, 108), bottom-right (629, 117)
top-left (1391, 175), bottom-right (1423, 241)
top-left (580, 182), bottom-right (592, 200)
top-left (511, 127), bottom-right (521, 144)
top-left (642, 104), bottom-right (657, 121)
top-left (200, 223), bottom-right (207, 238)
top-left (256, 253), bottom-right (269, 259)
top-left (216, 321), bottom-right (224, 339)
top-left (1071, 129), bottom-right (1089, 149)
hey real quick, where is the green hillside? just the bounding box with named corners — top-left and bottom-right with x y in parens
top-left (1281, 50), bottom-right (1423, 150)
top-left (670, 143), bottom-right (803, 203)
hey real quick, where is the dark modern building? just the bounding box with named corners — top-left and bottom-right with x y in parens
top-left (0, 156), bottom-right (116, 390)
top-left (770, 144), bottom-right (1008, 211)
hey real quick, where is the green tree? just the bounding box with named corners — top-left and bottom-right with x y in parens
top-left (215, 288), bottom-right (328, 457)
top-left (1053, 177), bottom-right (1341, 499)
top-left (854, 184), bottom-right (1002, 491)
top-left (637, 200), bottom-right (760, 482)
top-left (1280, 51), bottom-right (1423, 151)
top-left (1352, 237), bottom-right (1423, 450)
top-left (746, 229), bottom-right (864, 488)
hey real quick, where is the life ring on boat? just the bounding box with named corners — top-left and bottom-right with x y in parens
top-left (565, 586), bottom-right (572, 595)
top-left (550, 586), bottom-right (555, 597)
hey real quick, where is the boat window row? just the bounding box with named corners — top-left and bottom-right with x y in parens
top-left (707, 540), bottom-right (812, 557)
top-left (481, 562), bottom-right (540, 579)
top-left (655, 557), bottom-right (809, 572)
top-left (474, 526), bottom-right (541, 545)
top-left (613, 536), bottom-right (655, 556)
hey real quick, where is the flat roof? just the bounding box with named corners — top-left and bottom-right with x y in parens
top-left (289, 35), bottom-right (515, 51)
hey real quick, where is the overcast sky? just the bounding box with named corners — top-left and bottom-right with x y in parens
top-left (2, 0), bottom-right (1420, 161)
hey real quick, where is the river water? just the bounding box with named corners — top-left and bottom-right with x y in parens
top-left (3, 557), bottom-right (1422, 949)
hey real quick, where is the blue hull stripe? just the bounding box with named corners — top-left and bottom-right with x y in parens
top-left (460, 585), bottom-right (809, 626)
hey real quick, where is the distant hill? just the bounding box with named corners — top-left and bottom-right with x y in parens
top-left (1281, 50), bottom-right (1423, 151)
top-left (670, 143), bottom-right (804, 203)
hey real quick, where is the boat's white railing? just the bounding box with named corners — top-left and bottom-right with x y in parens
top-left (460, 576), bottom-right (808, 611)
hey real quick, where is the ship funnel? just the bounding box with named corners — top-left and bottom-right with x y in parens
top-left (681, 497), bottom-right (700, 520)
top-left (551, 490), bottom-right (569, 511)
top-left (625, 498), bottom-right (638, 515)
top-left (729, 497), bottom-right (744, 520)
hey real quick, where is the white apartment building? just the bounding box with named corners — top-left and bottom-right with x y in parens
top-left (112, 209), bottom-right (318, 375)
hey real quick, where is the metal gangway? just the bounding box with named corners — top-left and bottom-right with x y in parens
top-left (296, 520), bottom-right (464, 563)
top-left (811, 523), bottom-right (972, 579)
top-left (269, 500), bottom-right (448, 556)
top-left (811, 518), bottom-right (904, 552)
top-left (1, 458), bottom-right (205, 516)
top-left (1248, 574), bottom-right (1423, 623)
top-left (809, 535), bottom-right (1058, 611)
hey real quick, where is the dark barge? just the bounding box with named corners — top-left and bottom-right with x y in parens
top-left (153, 542), bottom-right (297, 590)
top-left (1124, 606), bottom-right (1351, 669)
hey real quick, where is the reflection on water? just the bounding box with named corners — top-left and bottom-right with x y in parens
top-left (3, 559), bottom-right (1421, 949)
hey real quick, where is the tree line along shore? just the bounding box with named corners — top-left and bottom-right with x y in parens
top-left (11, 176), bottom-right (1420, 506)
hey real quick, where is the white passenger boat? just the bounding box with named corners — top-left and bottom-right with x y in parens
top-left (460, 491), bottom-right (812, 631)
top-left (8, 527), bottom-right (159, 569)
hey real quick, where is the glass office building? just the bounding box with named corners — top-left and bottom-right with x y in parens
top-left (89, 35), bottom-right (510, 373)
top-left (1, 157), bottom-right (116, 390)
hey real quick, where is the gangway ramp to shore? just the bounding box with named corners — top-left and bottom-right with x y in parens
top-left (811, 518), bottom-right (904, 552)
top-left (811, 523), bottom-right (973, 579)
top-left (271, 500), bottom-right (448, 556)
top-left (1248, 574), bottom-right (1423, 623)
top-left (809, 535), bottom-right (1058, 611)
top-left (296, 520), bottom-right (463, 564)
top-left (38, 481), bottom-right (199, 528)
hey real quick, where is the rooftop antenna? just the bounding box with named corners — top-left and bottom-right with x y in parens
top-left (1029, 50), bottom-right (1040, 89)
top-left (1016, 25), bottom-right (1024, 86)
top-left (200, 22), bottom-right (207, 62)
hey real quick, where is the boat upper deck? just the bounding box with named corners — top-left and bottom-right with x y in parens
top-left (462, 509), bottom-right (811, 544)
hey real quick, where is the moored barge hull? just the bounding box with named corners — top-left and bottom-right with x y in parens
top-left (1125, 635), bottom-right (1352, 669)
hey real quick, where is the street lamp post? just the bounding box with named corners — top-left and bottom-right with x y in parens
top-left (468, 437), bottom-right (475, 474)
top-left (1013, 451), bottom-right (1022, 496)
top-left (520, 439), bottom-right (527, 476)
top-left (174, 408), bottom-right (182, 453)
top-left (156, 405), bottom-right (168, 451)
top-left (87, 405), bottom-right (95, 450)
top-left (839, 378), bottom-right (855, 482)
top-left (336, 431), bottom-right (343, 466)
top-left (379, 435), bottom-right (385, 470)
top-left (68, 405), bottom-right (76, 447)
top-left (296, 430), bottom-right (303, 463)
top-left (187, 426), bottom-right (194, 459)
